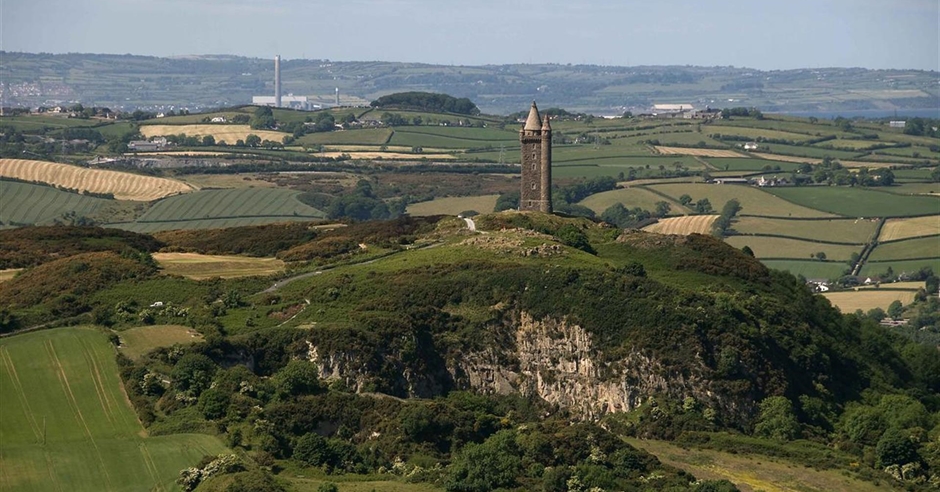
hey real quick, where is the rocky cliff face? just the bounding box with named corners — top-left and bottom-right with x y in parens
top-left (305, 310), bottom-right (727, 420)
top-left (447, 311), bottom-right (720, 420)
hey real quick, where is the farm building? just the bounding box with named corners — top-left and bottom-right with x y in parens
top-left (889, 120), bottom-right (906, 128)
top-left (128, 140), bottom-right (160, 151)
top-left (743, 142), bottom-right (759, 150)
top-left (252, 95), bottom-right (314, 110)
top-left (712, 177), bottom-right (750, 185)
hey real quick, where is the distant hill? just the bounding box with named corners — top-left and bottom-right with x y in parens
top-left (2, 51), bottom-right (937, 115)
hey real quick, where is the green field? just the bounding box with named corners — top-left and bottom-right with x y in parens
top-left (759, 143), bottom-right (860, 159)
top-left (704, 158), bottom-right (802, 172)
top-left (647, 183), bottom-right (834, 218)
top-left (118, 324), bottom-right (202, 360)
top-left (706, 125), bottom-right (814, 142)
top-left (0, 327), bottom-right (227, 491)
top-left (868, 235), bottom-right (940, 261)
top-left (765, 187), bottom-right (940, 218)
top-left (862, 258), bottom-right (940, 277)
top-left (579, 187), bottom-right (690, 215)
top-left (724, 236), bottom-right (862, 261)
top-left (761, 259), bottom-right (850, 278)
top-left (386, 126), bottom-right (516, 150)
top-left (879, 182), bottom-right (940, 196)
top-left (0, 181), bottom-right (107, 226)
top-left (298, 128), bottom-right (393, 146)
top-left (406, 195), bottom-right (499, 216)
top-left (731, 217), bottom-right (877, 243)
top-left (135, 188), bottom-right (324, 223)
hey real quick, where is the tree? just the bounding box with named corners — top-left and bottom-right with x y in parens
top-left (753, 396), bottom-right (800, 441)
top-left (887, 300), bottom-right (904, 320)
top-left (171, 353), bottom-right (217, 395)
top-left (678, 194), bottom-right (693, 206)
top-left (271, 360), bottom-right (322, 399)
top-left (245, 134), bottom-right (262, 147)
top-left (494, 192), bottom-right (519, 212)
top-left (555, 224), bottom-right (595, 254)
top-left (876, 427), bottom-right (920, 467)
top-left (815, 252), bottom-right (827, 261)
top-left (293, 433), bottom-right (330, 467)
top-left (251, 106), bottom-right (276, 130)
top-left (654, 201), bottom-right (671, 217)
top-left (201, 135), bottom-right (215, 146)
top-left (446, 430), bottom-right (522, 492)
top-left (694, 198), bottom-right (712, 214)
top-left (741, 245), bottom-right (755, 257)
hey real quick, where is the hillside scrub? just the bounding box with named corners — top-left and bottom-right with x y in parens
top-left (0, 225), bottom-right (162, 268)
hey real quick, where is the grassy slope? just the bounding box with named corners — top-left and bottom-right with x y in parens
top-left (648, 183), bottom-right (834, 218)
top-left (626, 438), bottom-right (885, 492)
top-left (724, 236), bottom-right (863, 261)
top-left (0, 327), bottom-right (227, 492)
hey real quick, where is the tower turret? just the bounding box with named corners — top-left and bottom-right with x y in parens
top-left (519, 102), bottom-right (552, 212)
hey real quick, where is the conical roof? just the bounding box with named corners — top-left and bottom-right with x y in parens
top-left (523, 101), bottom-right (542, 131)
top-left (542, 114), bottom-right (551, 131)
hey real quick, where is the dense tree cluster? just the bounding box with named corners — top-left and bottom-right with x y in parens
top-left (370, 92), bottom-right (480, 115)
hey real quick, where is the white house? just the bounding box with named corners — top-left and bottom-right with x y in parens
top-left (743, 142), bottom-right (759, 150)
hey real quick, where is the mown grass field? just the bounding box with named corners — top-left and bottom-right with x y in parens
top-left (643, 215), bottom-right (718, 235)
top-left (136, 188), bottom-right (324, 223)
top-left (297, 128), bottom-right (393, 146)
top-left (765, 187), bottom-right (940, 218)
top-left (731, 217), bottom-right (877, 243)
top-left (580, 187), bottom-right (690, 215)
top-left (878, 215), bottom-right (940, 241)
top-left (0, 327), bottom-right (227, 492)
top-left (757, 143), bottom-right (860, 159)
top-left (862, 258), bottom-right (940, 277)
top-left (724, 236), bottom-right (862, 261)
top-left (761, 259), bottom-right (850, 278)
top-left (139, 124), bottom-right (285, 144)
top-left (117, 325), bottom-right (202, 360)
top-left (0, 159), bottom-right (193, 201)
top-left (823, 290), bottom-right (918, 313)
top-left (388, 127), bottom-right (515, 149)
top-left (153, 252), bottom-right (286, 279)
top-left (648, 183), bottom-right (834, 218)
top-left (0, 180), bottom-right (107, 226)
top-left (868, 236), bottom-right (940, 261)
top-left (706, 125), bottom-right (814, 142)
top-left (406, 195), bottom-right (499, 216)
top-left (704, 158), bottom-right (802, 172)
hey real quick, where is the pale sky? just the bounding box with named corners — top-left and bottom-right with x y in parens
top-left (2, 0), bottom-right (938, 70)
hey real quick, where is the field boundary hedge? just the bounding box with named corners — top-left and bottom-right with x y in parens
top-left (727, 232), bottom-right (864, 246)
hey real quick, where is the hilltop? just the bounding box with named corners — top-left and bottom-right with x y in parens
top-left (2, 51), bottom-right (938, 114)
top-left (0, 216), bottom-right (938, 490)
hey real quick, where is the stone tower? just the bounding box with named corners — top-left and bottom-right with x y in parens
top-left (519, 102), bottom-right (552, 212)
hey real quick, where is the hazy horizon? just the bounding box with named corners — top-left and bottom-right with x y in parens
top-left (3, 0), bottom-right (938, 71)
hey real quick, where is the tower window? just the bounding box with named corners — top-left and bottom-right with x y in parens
top-left (532, 183), bottom-right (537, 190)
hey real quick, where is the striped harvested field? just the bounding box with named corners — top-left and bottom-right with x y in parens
top-left (139, 124), bottom-right (285, 143)
top-left (655, 146), bottom-right (743, 158)
top-left (643, 215), bottom-right (718, 235)
top-left (0, 159), bottom-right (193, 201)
top-left (879, 216), bottom-right (940, 241)
top-left (823, 290), bottom-right (917, 313)
top-left (153, 252), bottom-right (285, 280)
top-left (407, 195), bottom-right (499, 216)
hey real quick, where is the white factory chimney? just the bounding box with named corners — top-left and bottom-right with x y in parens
top-left (274, 55), bottom-right (282, 108)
